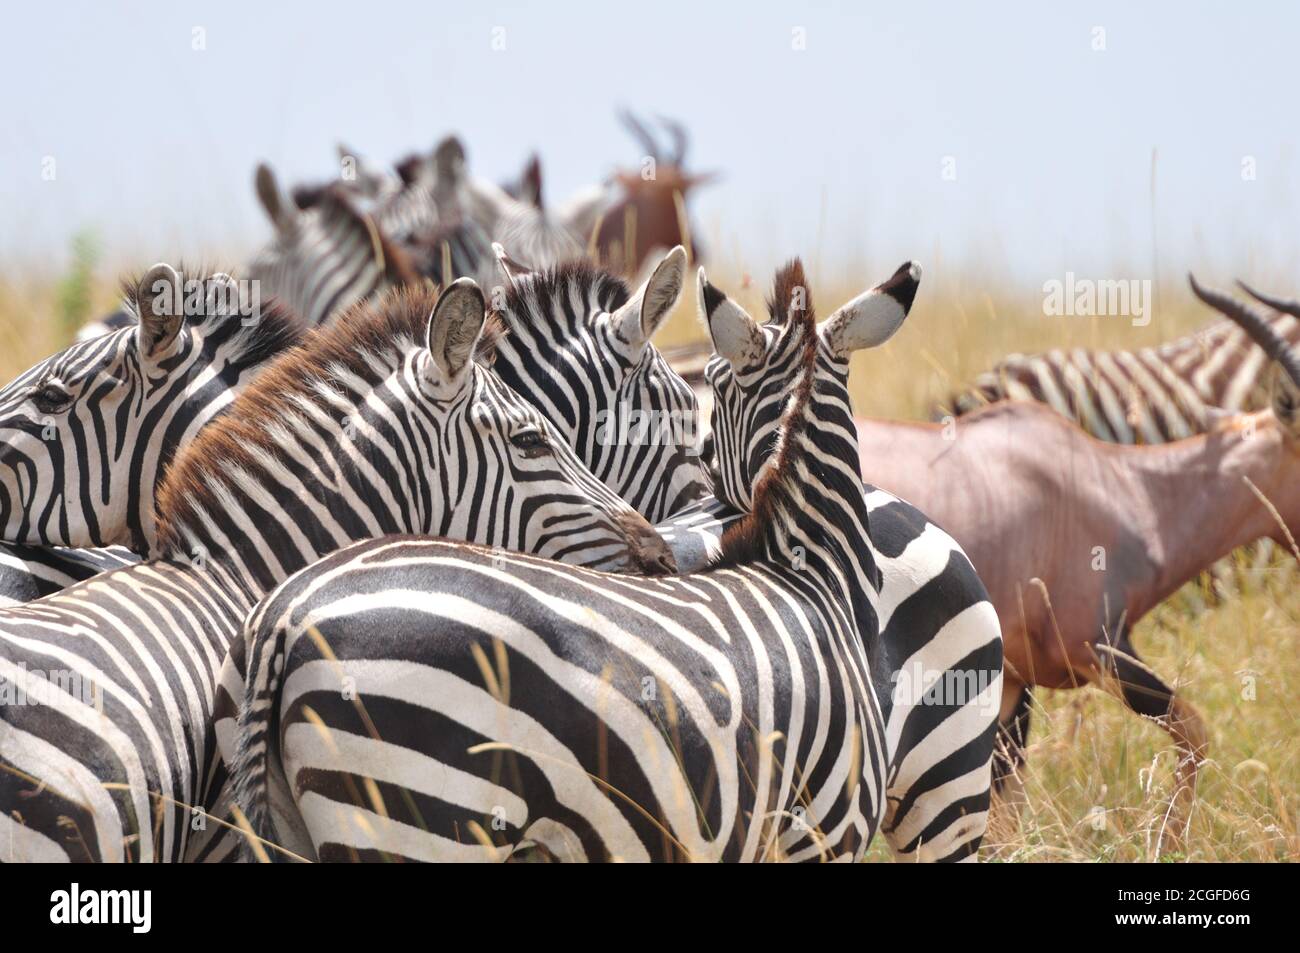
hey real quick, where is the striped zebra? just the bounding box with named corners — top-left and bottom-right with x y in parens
top-left (290, 143), bottom-right (404, 214)
top-left (74, 162), bottom-right (416, 344)
top-left (664, 263), bottom-right (1002, 860)
top-left (0, 276), bottom-right (671, 862)
top-left (378, 137), bottom-right (591, 289)
top-left (0, 544), bottom-right (135, 606)
top-left (2, 247), bottom-right (705, 610)
top-left (945, 283), bottom-right (1300, 442)
top-left (247, 163), bottom-right (420, 329)
top-left (489, 244), bottom-right (707, 521)
top-left (229, 259), bottom-right (954, 862)
top-left (374, 136), bottom-right (476, 245)
top-left (0, 266), bottom-right (304, 605)
top-left (0, 266), bottom-right (302, 556)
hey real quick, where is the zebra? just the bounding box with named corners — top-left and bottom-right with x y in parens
top-left (246, 162), bottom-right (421, 329)
top-left (376, 136), bottom-right (592, 290)
top-left (944, 284), bottom-right (1300, 443)
top-left (0, 275), bottom-right (672, 862)
top-left (0, 544), bottom-right (135, 606)
top-left (663, 263), bottom-right (1002, 861)
top-left (489, 244), bottom-right (707, 521)
top-left (0, 266), bottom-right (304, 605)
top-left (2, 247), bottom-right (706, 609)
top-left (229, 258), bottom-right (963, 862)
top-left (76, 163), bottom-right (418, 344)
top-left (0, 266), bottom-right (302, 557)
top-left (291, 143), bottom-right (404, 214)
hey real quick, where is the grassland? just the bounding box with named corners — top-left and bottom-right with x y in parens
top-left (1, 244), bottom-right (1295, 862)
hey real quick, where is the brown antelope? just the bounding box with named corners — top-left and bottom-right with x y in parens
top-left (593, 111), bottom-right (717, 276)
top-left (845, 275), bottom-right (1300, 850)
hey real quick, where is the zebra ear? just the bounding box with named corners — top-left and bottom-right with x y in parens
top-left (519, 154), bottom-right (544, 210)
top-left (611, 245), bottom-right (687, 348)
top-left (426, 278), bottom-right (487, 383)
top-left (699, 268), bottom-right (764, 368)
top-left (434, 136), bottom-right (467, 184)
top-left (492, 242), bottom-right (534, 290)
top-left (134, 263), bottom-right (184, 358)
top-left (819, 261), bottom-right (920, 357)
top-left (255, 163), bottom-right (295, 234)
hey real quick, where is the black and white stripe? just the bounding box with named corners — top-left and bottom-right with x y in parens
top-left (947, 286), bottom-right (1300, 442)
top-left (0, 279), bottom-right (667, 862)
top-left (2, 251), bottom-right (706, 607)
top-left (229, 260), bottom-right (945, 862)
top-left (490, 246), bottom-right (708, 522)
top-left (247, 163), bottom-right (418, 330)
top-left (0, 265), bottom-right (301, 554)
top-left (0, 267), bottom-right (303, 604)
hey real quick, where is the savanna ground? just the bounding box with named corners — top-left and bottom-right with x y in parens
top-left (1, 231), bottom-right (1295, 862)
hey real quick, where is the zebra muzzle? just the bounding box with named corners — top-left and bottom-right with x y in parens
top-left (617, 512), bottom-right (678, 576)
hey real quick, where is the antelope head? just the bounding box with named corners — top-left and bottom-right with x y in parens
top-left (1189, 274), bottom-right (1300, 543)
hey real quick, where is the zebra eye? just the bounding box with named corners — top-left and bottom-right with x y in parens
top-left (510, 429), bottom-right (548, 454)
top-left (32, 381), bottom-right (72, 414)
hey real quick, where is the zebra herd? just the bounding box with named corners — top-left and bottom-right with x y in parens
top-left (1, 128), bottom-right (1296, 862)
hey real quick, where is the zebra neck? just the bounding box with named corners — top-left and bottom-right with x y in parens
top-left (158, 475), bottom-right (421, 596)
top-left (766, 431), bottom-right (880, 630)
top-left (723, 374), bottom-right (881, 642)
top-left (127, 318), bottom-right (301, 557)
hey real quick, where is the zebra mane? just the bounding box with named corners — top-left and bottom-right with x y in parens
top-left (716, 259), bottom-right (819, 566)
top-left (502, 259), bottom-right (631, 331)
top-left (153, 285), bottom-right (505, 556)
top-left (766, 258), bottom-right (810, 328)
top-left (116, 264), bottom-right (304, 367)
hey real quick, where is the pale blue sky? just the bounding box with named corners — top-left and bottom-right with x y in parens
top-left (2, 1), bottom-right (1296, 284)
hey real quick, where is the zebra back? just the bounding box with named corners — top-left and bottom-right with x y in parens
top-left (946, 307), bottom-right (1300, 443)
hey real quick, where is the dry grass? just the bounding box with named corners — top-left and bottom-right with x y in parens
top-left (2, 244), bottom-right (1296, 863)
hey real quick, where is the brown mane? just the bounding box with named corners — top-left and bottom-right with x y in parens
top-left (715, 259), bottom-right (819, 566)
top-left (154, 285), bottom-right (503, 554)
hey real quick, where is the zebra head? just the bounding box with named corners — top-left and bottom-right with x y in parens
top-left (291, 144), bottom-right (403, 212)
top-left (0, 263), bottom-right (301, 553)
top-left (247, 162), bottom-right (418, 328)
top-left (155, 278), bottom-right (676, 582)
top-left (700, 260), bottom-right (919, 511)
top-left (490, 244), bottom-right (710, 522)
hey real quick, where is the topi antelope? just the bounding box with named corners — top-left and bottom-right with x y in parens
top-left (593, 111), bottom-right (717, 276)
top-left (838, 275), bottom-right (1300, 851)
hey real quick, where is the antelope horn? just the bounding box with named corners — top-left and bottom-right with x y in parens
top-left (1235, 279), bottom-right (1300, 321)
top-left (1189, 273), bottom-right (1300, 386)
top-left (656, 115), bottom-right (688, 166)
top-left (618, 109), bottom-right (660, 161)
